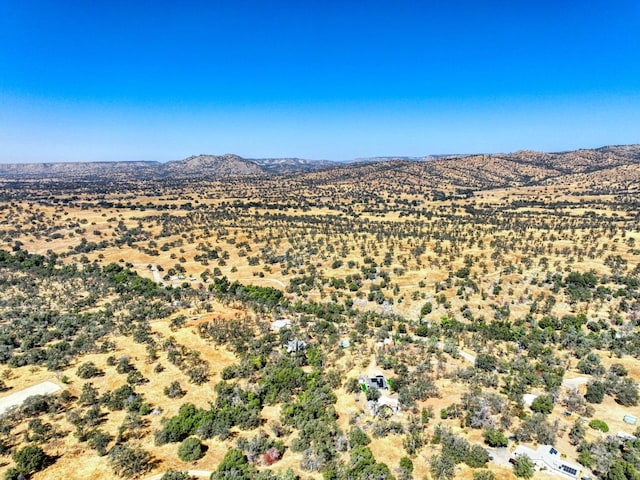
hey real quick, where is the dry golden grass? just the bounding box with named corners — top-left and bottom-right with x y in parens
top-left (0, 165), bottom-right (639, 479)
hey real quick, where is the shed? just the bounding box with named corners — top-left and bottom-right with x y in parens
top-left (286, 339), bottom-right (307, 354)
top-left (624, 414), bottom-right (637, 425)
top-left (271, 319), bottom-right (292, 332)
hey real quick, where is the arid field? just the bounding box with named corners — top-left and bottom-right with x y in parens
top-left (0, 147), bottom-right (639, 480)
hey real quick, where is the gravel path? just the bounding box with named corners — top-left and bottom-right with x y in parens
top-left (0, 381), bottom-right (61, 416)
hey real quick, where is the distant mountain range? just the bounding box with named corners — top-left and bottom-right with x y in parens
top-left (0, 146), bottom-right (639, 190)
top-left (0, 154), bottom-right (337, 179)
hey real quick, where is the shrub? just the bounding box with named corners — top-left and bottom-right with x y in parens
top-left (77, 361), bottom-right (100, 379)
top-left (474, 471), bottom-right (495, 480)
top-left (588, 419), bottom-right (609, 433)
top-left (164, 381), bottom-right (186, 399)
top-left (483, 429), bottom-right (508, 448)
top-left (161, 471), bottom-right (192, 480)
top-left (12, 444), bottom-right (48, 474)
top-left (399, 456), bottom-right (413, 472)
top-left (585, 381), bottom-right (605, 403)
top-left (530, 394), bottom-right (554, 414)
top-left (348, 426), bottom-right (371, 448)
top-left (178, 436), bottom-right (204, 462)
top-left (108, 443), bottom-right (152, 478)
top-left (513, 454), bottom-right (534, 478)
top-left (263, 447), bottom-right (281, 466)
top-left (615, 378), bottom-right (639, 406)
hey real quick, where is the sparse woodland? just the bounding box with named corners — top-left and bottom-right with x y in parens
top-left (0, 146), bottom-right (639, 479)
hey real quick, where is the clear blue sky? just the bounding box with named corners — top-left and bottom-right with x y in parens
top-left (1, 1), bottom-right (639, 162)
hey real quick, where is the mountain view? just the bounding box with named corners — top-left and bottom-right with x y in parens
top-left (0, 144), bottom-right (639, 480)
top-left (2, 2), bottom-right (640, 480)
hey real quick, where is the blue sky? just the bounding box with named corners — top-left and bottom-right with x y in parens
top-left (1, 1), bottom-right (639, 162)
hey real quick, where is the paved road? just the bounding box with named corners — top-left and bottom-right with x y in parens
top-left (0, 381), bottom-right (61, 416)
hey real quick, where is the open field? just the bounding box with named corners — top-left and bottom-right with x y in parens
top-left (0, 150), bottom-right (639, 479)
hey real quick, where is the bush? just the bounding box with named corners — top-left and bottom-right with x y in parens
top-left (178, 436), bottom-right (204, 462)
top-left (585, 381), bottom-right (605, 403)
top-left (588, 419), bottom-right (609, 433)
top-left (483, 429), bottom-right (508, 447)
top-left (88, 430), bottom-right (112, 456)
top-left (513, 454), bottom-right (534, 478)
top-left (12, 444), bottom-right (48, 474)
top-left (399, 456), bottom-right (413, 472)
top-left (164, 381), bottom-right (186, 399)
top-left (348, 426), bottom-right (371, 448)
top-left (211, 448), bottom-right (254, 480)
top-left (530, 394), bottom-right (554, 414)
top-left (474, 471), bottom-right (495, 480)
top-left (615, 378), bottom-right (639, 406)
top-left (161, 471), bottom-right (192, 480)
top-left (108, 443), bottom-right (152, 478)
top-left (77, 361), bottom-right (100, 379)
top-left (475, 353), bottom-right (498, 372)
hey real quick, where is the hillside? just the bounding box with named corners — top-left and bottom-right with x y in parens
top-left (1, 145), bottom-right (639, 186)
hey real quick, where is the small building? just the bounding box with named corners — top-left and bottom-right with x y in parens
top-left (511, 445), bottom-right (580, 479)
top-left (377, 395), bottom-right (399, 412)
top-left (623, 414), bottom-right (637, 425)
top-left (368, 395), bottom-right (400, 417)
top-left (271, 319), bottom-right (292, 332)
top-left (360, 374), bottom-right (389, 391)
top-left (286, 339), bottom-right (307, 354)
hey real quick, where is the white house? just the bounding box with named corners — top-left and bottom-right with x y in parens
top-left (511, 445), bottom-right (580, 479)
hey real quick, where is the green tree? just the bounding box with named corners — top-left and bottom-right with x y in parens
top-left (108, 443), bottom-right (152, 478)
top-left (178, 437), bottom-right (204, 462)
top-left (88, 430), bottom-right (112, 456)
top-left (77, 361), bottom-right (100, 379)
top-left (420, 302), bottom-right (432, 318)
top-left (348, 426), bottom-right (371, 449)
top-left (475, 353), bottom-right (498, 372)
top-left (473, 471), bottom-right (495, 480)
top-left (465, 444), bottom-right (490, 468)
top-left (164, 381), bottom-right (186, 399)
top-left (615, 378), bottom-right (639, 406)
top-left (513, 454), bottom-right (534, 479)
top-left (161, 471), bottom-right (192, 480)
top-left (12, 444), bottom-right (48, 475)
top-left (211, 448), bottom-right (254, 480)
top-left (483, 429), bottom-right (508, 448)
top-left (530, 394), bottom-right (554, 414)
top-left (585, 381), bottom-right (605, 403)
top-left (568, 420), bottom-right (585, 446)
top-left (430, 453), bottom-right (455, 480)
